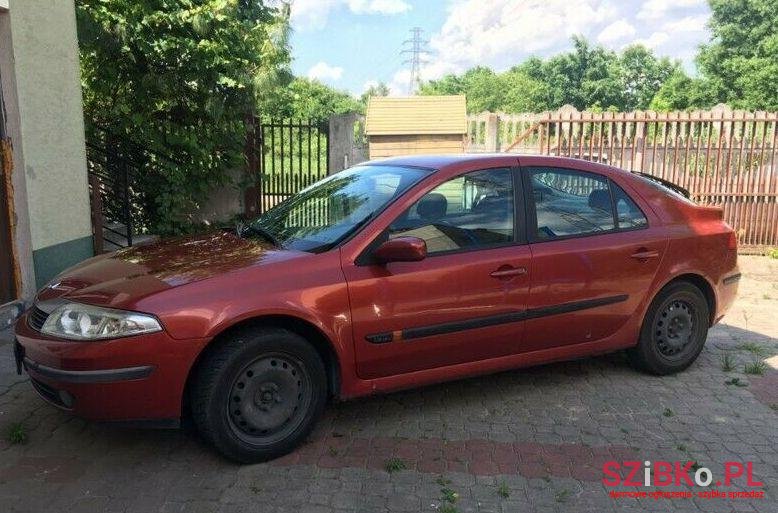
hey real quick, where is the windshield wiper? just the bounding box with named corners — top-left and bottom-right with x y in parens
top-left (238, 222), bottom-right (281, 246)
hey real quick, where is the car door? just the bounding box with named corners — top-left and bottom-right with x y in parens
top-left (519, 159), bottom-right (667, 352)
top-left (341, 167), bottom-right (532, 379)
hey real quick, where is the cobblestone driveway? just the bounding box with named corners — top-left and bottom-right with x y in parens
top-left (1, 256), bottom-right (776, 513)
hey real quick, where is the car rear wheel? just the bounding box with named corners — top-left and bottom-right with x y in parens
top-left (628, 281), bottom-right (710, 375)
top-left (191, 327), bottom-right (327, 463)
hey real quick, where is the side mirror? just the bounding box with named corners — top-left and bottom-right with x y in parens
top-left (373, 236), bottom-right (427, 264)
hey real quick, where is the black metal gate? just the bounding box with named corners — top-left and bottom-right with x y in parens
top-left (254, 117), bottom-right (329, 213)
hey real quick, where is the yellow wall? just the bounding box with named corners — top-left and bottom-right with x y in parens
top-left (368, 134), bottom-right (464, 159)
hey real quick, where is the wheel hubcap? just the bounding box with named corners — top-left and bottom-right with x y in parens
top-left (655, 300), bottom-right (695, 357)
top-left (227, 354), bottom-right (310, 445)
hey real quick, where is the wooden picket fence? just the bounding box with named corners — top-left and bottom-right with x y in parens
top-left (466, 105), bottom-right (778, 252)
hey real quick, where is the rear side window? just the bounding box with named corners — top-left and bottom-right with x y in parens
top-left (528, 168), bottom-right (614, 240)
top-left (612, 183), bottom-right (648, 229)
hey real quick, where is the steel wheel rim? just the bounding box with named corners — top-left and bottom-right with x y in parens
top-left (654, 299), bottom-right (697, 360)
top-left (227, 353), bottom-right (312, 446)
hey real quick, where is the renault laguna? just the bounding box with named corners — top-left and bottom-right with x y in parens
top-left (14, 155), bottom-right (739, 462)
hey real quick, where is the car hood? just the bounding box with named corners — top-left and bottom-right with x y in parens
top-left (34, 231), bottom-right (306, 309)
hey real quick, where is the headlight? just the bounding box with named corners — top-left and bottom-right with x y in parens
top-left (41, 303), bottom-right (162, 341)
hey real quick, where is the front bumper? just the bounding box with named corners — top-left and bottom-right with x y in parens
top-left (14, 311), bottom-right (209, 422)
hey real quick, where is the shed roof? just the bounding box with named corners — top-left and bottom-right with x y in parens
top-left (365, 95), bottom-right (467, 136)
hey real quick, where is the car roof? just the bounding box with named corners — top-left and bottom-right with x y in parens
top-left (360, 153), bottom-right (516, 169)
top-left (359, 154), bottom-right (629, 175)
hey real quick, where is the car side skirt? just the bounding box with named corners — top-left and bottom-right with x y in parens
top-left (341, 314), bottom-right (641, 399)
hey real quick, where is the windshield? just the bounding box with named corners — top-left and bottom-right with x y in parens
top-left (245, 165), bottom-right (432, 252)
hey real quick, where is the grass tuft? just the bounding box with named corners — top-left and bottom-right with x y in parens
top-left (384, 457), bottom-right (406, 473)
top-left (497, 482), bottom-right (510, 499)
top-left (7, 423), bottom-right (28, 445)
top-left (555, 489), bottom-right (571, 503)
top-left (662, 408), bottom-right (674, 417)
top-left (743, 359), bottom-right (767, 375)
top-left (719, 353), bottom-right (735, 372)
top-left (440, 486), bottom-right (458, 503)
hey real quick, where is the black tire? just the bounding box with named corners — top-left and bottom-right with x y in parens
top-left (628, 281), bottom-right (710, 375)
top-left (191, 327), bottom-right (327, 463)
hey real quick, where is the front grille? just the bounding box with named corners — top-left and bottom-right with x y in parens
top-left (27, 306), bottom-right (49, 331)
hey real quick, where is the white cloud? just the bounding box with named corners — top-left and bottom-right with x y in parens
top-left (424, 0), bottom-right (619, 77)
top-left (661, 14), bottom-right (709, 34)
top-left (347, 0), bottom-right (410, 15)
top-left (362, 80), bottom-right (379, 91)
top-left (291, 0), bottom-right (410, 30)
top-left (633, 31), bottom-right (670, 50)
top-left (388, 69), bottom-right (411, 96)
top-left (307, 61), bottom-right (344, 82)
top-left (597, 19), bottom-right (636, 44)
top-left (637, 0), bottom-right (706, 20)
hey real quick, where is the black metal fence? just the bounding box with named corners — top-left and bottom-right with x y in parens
top-left (254, 117), bottom-right (329, 213)
top-left (85, 127), bottom-right (175, 251)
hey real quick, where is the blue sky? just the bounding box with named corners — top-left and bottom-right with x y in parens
top-left (287, 0), bottom-right (713, 96)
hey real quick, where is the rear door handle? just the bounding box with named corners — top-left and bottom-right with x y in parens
top-left (490, 266), bottom-right (527, 279)
top-left (630, 249), bottom-right (660, 260)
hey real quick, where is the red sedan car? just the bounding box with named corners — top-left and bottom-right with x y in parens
top-left (14, 155), bottom-right (739, 462)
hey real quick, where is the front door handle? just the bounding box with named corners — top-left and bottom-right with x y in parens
top-left (490, 266), bottom-right (527, 279)
top-left (630, 248), bottom-right (660, 260)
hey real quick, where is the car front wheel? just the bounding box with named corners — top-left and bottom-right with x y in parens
top-left (191, 327), bottom-right (327, 463)
top-left (628, 281), bottom-right (710, 375)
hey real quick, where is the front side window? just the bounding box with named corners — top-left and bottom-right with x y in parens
top-left (528, 167), bottom-right (615, 240)
top-left (246, 165), bottom-right (431, 252)
top-left (388, 168), bottom-right (515, 254)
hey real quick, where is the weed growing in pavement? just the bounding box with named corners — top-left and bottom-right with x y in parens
top-left (719, 353), bottom-right (735, 371)
top-left (7, 423), bottom-right (27, 445)
top-left (440, 486), bottom-right (458, 503)
top-left (555, 489), bottom-right (571, 503)
top-left (384, 457), bottom-right (406, 473)
top-left (743, 359), bottom-right (767, 375)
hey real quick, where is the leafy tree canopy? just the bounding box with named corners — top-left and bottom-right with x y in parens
top-left (77, 0), bottom-right (291, 234)
top-left (261, 77), bottom-right (362, 120)
top-left (422, 37), bottom-right (680, 113)
top-left (697, 0), bottom-right (778, 110)
top-left (360, 81), bottom-right (390, 105)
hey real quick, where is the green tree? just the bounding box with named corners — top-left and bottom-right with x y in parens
top-left (263, 78), bottom-right (362, 119)
top-left (360, 81), bottom-right (390, 105)
top-left (649, 70), bottom-right (717, 111)
top-left (618, 45), bottom-right (679, 110)
top-left (421, 66), bottom-right (503, 112)
top-left (425, 37), bottom-right (682, 113)
top-left (77, 0), bottom-right (291, 234)
top-left (697, 0), bottom-right (778, 110)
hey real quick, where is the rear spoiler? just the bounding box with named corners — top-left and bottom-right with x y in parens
top-left (633, 172), bottom-right (691, 199)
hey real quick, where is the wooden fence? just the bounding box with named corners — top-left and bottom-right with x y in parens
top-left (466, 105), bottom-right (778, 251)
